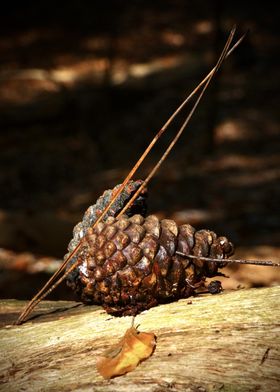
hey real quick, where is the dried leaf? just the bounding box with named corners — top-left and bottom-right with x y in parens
top-left (96, 326), bottom-right (156, 379)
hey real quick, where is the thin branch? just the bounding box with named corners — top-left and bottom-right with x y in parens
top-left (176, 252), bottom-right (280, 267)
top-left (117, 27), bottom-right (237, 217)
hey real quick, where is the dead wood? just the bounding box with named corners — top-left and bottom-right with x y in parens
top-left (0, 286), bottom-right (279, 392)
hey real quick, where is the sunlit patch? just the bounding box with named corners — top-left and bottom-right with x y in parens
top-left (194, 20), bottom-right (214, 35)
top-left (215, 120), bottom-right (251, 142)
top-left (161, 31), bottom-right (185, 46)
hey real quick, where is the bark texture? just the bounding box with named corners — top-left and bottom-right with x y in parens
top-left (0, 286), bottom-right (279, 392)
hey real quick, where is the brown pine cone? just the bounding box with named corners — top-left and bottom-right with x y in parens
top-left (66, 214), bottom-right (234, 316)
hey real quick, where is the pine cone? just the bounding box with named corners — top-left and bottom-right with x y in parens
top-left (66, 214), bottom-right (234, 316)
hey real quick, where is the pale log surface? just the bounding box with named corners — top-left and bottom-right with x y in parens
top-left (0, 287), bottom-right (280, 392)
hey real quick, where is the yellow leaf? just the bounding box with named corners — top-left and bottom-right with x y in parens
top-left (96, 326), bottom-right (156, 379)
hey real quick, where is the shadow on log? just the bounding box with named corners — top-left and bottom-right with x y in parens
top-left (0, 286), bottom-right (279, 391)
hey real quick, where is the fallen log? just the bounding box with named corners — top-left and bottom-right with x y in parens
top-left (0, 286), bottom-right (279, 391)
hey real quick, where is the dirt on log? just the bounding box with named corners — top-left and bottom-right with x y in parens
top-left (0, 286), bottom-right (279, 392)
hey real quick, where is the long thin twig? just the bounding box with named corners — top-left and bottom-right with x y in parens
top-left (176, 252), bottom-right (280, 267)
top-left (15, 27), bottom-right (243, 325)
top-left (117, 27), bottom-right (236, 217)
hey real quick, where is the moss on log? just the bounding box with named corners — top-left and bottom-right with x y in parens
top-left (0, 286), bottom-right (280, 391)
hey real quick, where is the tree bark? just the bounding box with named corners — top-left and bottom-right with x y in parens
top-left (0, 286), bottom-right (279, 392)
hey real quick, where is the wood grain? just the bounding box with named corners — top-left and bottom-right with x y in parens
top-left (0, 286), bottom-right (279, 391)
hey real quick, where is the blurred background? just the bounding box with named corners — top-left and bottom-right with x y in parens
top-left (0, 0), bottom-right (279, 301)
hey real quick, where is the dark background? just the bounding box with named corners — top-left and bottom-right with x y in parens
top-left (0, 0), bottom-right (279, 299)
